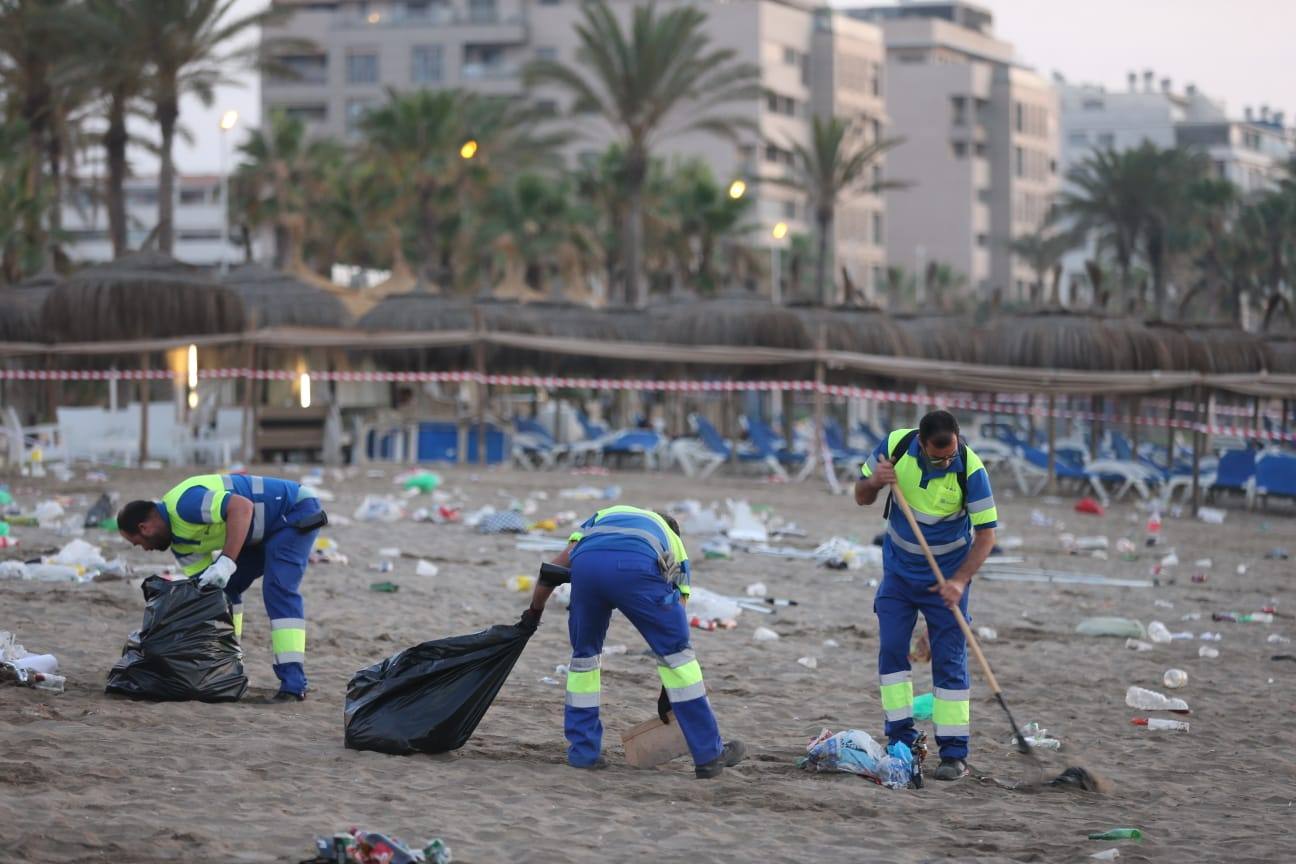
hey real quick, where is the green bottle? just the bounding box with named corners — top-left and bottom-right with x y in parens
top-left (369, 581), bottom-right (400, 593)
top-left (1088, 828), bottom-right (1142, 841)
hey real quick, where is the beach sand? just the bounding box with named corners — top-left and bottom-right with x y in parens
top-left (1, 463), bottom-right (1292, 863)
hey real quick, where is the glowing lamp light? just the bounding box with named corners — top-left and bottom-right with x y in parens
top-left (219, 110), bottom-right (239, 131)
top-left (366, 10), bottom-right (380, 23)
top-left (728, 179), bottom-right (747, 199)
top-left (459, 139), bottom-right (479, 160)
top-left (187, 344), bottom-right (198, 389)
top-left (772, 221), bottom-right (789, 240)
top-left (187, 391), bottom-right (199, 409)
top-left (299, 372), bottom-right (312, 409)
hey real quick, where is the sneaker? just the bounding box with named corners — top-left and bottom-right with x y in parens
top-left (933, 757), bottom-right (968, 781)
top-left (695, 739), bottom-right (747, 779)
top-left (255, 691), bottom-right (305, 705)
top-left (569, 756), bottom-right (609, 770)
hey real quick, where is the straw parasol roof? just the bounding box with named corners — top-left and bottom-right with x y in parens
top-left (790, 304), bottom-right (914, 356)
top-left (1263, 333), bottom-right (1296, 374)
top-left (649, 293), bottom-right (812, 380)
top-left (484, 301), bottom-right (660, 377)
top-left (982, 309), bottom-right (1183, 372)
top-left (356, 291), bottom-right (477, 370)
top-left (40, 251), bottom-right (245, 342)
top-left (222, 264), bottom-right (352, 329)
top-left (893, 313), bottom-right (984, 364)
top-left (1147, 322), bottom-right (1272, 374)
top-left (0, 272), bottom-right (60, 343)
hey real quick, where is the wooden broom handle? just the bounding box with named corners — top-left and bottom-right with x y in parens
top-left (889, 482), bottom-right (1003, 695)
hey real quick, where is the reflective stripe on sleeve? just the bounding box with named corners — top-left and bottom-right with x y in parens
top-left (199, 490), bottom-right (216, 523)
top-left (250, 502), bottom-right (265, 543)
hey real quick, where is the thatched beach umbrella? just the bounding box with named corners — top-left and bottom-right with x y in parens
top-left (894, 313), bottom-right (984, 364)
top-left (40, 251), bottom-right (246, 342)
top-left (1148, 322), bottom-right (1271, 374)
top-left (222, 264), bottom-right (352, 329)
top-left (356, 291), bottom-right (478, 372)
top-left (983, 310), bottom-right (1140, 370)
top-left (0, 272), bottom-right (59, 343)
top-left (485, 301), bottom-right (662, 377)
top-left (1264, 334), bottom-right (1296, 374)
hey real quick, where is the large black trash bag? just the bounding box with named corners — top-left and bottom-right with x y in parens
top-left (345, 623), bottom-right (533, 755)
top-left (105, 576), bottom-right (248, 701)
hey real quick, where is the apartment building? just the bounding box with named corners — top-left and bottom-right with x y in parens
top-left (260, 0), bottom-right (890, 302)
top-left (1058, 72), bottom-right (1295, 300)
top-left (848, 1), bottom-right (1059, 302)
top-left (61, 175), bottom-right (249, 266)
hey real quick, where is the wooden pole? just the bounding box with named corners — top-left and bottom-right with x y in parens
top-left (1046, 392), bottom-right (1057, 492)
top-left (473, 309), bottom-right (486, 465)
top-left (1130, 396), bottom-right (1141, 454)
top-left (813, 325), bottom-right (826, 479)
top-left (138, 352), bottom-right (149, 465)
top-left (241, 342), bottom-right (255, 463)
top-left (1165, 392), bottom-right (1177, 472)
top-left (44, 352), bottom-right (55, 422)
top-left (1089, 395), bottom-right (1103, 460)
top-left (1190, 385), bottom-right (1204, 515)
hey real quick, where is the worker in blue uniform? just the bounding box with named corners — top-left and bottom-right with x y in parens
top-left (855, 410), bottom-right (997, 781)
top-left (117, 473), bottom-right (327, 703)
top-left (519, 505), bottom-right (746, 778)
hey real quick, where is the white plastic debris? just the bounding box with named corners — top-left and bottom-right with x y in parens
top-left (1197, 506), bottom-right (1226, 524)
top-left (686, 587), bottom-right (742, 622)
top-left (726, 500), bottom-right (768, 543)
top-left (822, 639), bottom-right (839, 648)
top-left (976, 626), bottom-right (997, 641)
top-left (1198, 645), bottom-right (1219, 659)
top-left (34, 500), bottom-right (65, 528)
top-left (415, 560), bottom-right (439, 577)
top-left (1146, 621), bottom-right (1173, 643)
top-left (797, 656), bottom-right (818, 670)
top-left (745, 582), bottom-right (768, 598)
top-left (353, 496), bottom-right (405, 523)
top-left (378, 547), bottom-right (401, 558)
top-left (752, 627), bottom-right (780, 642)
top-left (1125, 639), bottom-right (1155, 652)
top-left (814, 537), bottom-right (882, 570)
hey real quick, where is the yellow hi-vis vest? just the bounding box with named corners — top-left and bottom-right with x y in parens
top-left (162, 475), bottom-right (230, 577)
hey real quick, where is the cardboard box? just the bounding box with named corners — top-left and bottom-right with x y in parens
top-left (620, 714), bottom-right (690, 769)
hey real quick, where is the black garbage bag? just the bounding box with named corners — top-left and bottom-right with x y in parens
top-left (105, 576), bottom-right (248, 702)
top-left (344, 623), bottom-right (533, 755)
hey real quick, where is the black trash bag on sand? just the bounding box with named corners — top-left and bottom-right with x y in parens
top-left (105, 576), bottom-right (248, 701)
top-left (345, 623), bottom-right (533, 755)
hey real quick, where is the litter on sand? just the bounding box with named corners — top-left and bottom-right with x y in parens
top-left (752, 627), bottom-right (780, 642)
top-left (984, 569), bottom-right (1153, 589)
top-left (0, 630), bottom-right (64, 692)
top-left (305, 828), bottom-right (451, 864)
top-left (1076, 618), bottom-right (1146, 639)
top-left (797, 728), bottom-right (915, 789)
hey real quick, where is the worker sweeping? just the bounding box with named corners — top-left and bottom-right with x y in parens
top-left (519, 505), bottom-right (746, 778)
top-left (855, 410), bottom-right (997, 781)
top-left (117, 473), bottom-right (327, 703)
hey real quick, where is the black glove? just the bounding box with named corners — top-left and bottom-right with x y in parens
top-left (518, 606), bottom-right (542, 634)
top-left (657, 685), bottom-right (671, 724)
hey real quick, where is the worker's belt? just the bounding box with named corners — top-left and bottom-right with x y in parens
top-left (886, 524), bottom-right (969, 556)
top-left (576, 525), bottom-right (683, 586)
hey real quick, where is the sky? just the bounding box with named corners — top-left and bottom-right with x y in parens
top-left (164, 0), bottom-right (1296, 175)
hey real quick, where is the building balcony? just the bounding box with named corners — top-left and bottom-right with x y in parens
top-left (331, 10), bottom-right (527, 42)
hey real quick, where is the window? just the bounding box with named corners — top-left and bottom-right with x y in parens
top-left (976, 233), bottom-right (988, 247)
top-left (783, 46), bottom-right (797, 65)
top-left (274, 53), bottom-right (327, 85)
top-left (951, 96), bottom-right (966, 126)
top-left (1014, 145), bottom-right (1024, 178)
top-left (346, 52), bottom-right (378, 84)
top-left (872, 211), bottom-right (883, 245)
top-left (536, 46), bottom-right (557, 61)
top-left (766, 92), bottom-right (797, 117)
top-left (871, 62), bottom-right (881, 97)
top-left (467, 0), bottom-right (495, 23)
top-left (973, 142), bottom-right (987, 158)
top-left (411, 45), bottom-right (442, 83)
top-left (177, 229), bottom-right (223, 242)
top-left (1067, 131), bottom-right (1088, 145)
top-left (783, 200), bottom-right (797, 219)
top-left (1014, 101), bottom-right (1023, 133)
top-left (126, 188), bottom-right (158, 206)
top-left (765, 143), bottom-right (793, 166)
top-left (283, 103), bottom-right (327, 123)
top-left (1081, 98), bottom-right (1104, 111)
top-left (977, 188), bottom-right (991, 204)
top-left (404, 1), bottom-right (428, 19)
top-left (1097, 132), bottom-right (1114, 149)
top-left (179, 187), bottom-right (207, 205)
top-left (872, 164), bottom-right (882, 187)
top-left (952, 141), bottom-right (967, 158)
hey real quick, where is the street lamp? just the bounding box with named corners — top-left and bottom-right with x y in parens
top-left (770, 222), bottom-right (789, 304)
top-left (218, 109), bottom-right (239, 275)
top-left (460, 139), bottom-right (479, 160)
top-left (727, 179), bottom-right (747, 200)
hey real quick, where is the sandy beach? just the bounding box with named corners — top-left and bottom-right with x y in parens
top-left (1, 463), bottom-right (1293, 863)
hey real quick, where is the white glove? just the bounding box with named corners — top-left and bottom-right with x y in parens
top-left (198, 555), bottom-right (237, 590)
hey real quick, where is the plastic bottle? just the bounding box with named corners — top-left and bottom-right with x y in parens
top-left (30, 672), bottom-right (65, 693)
top-left (1125, 686), bottom-right (1189, 712)
top-left (1144, 510), bottom-right (1161, 546)
top-left (1125, 639), bottom-right (1154, 651)
top-left (1146, 621), bottom-right (1173, 644)
top-left (1087, 828), bottom-right (1143, 841)
top-left (25, 563), bottom-right (83, 582)
top-left (1162, 668), bottom-right (1188, 689)
top-left (1131, 717), bottom-right (1189, 732)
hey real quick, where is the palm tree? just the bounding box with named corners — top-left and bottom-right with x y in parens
top-left (1005, 214), bottom-right (1079, 306)
top-left (775, 115), bottom-right (903, 305)
top-left (524, 0), bottom-right (760, 306)
top-left (476, 172), bottom-right (597, 298)
top-left (235, 109), bottom-right (341, 269)
top-left (1140, 146), bottom-right (1207, 316)
top-left (1241, 187), bottom-right (1296, 330)
top-left (65, 0), bottom-right (151, 257)
top-left (138, 0), bottom-right (288, 254)
top-left (660, 158), bottom-right (754, 294)
top-left (1060, 146), bottom-right (1149, 307)
top-left (0, 118), bottom-right (47, 283)
top-left (360, 88), bottom-right (558, 291)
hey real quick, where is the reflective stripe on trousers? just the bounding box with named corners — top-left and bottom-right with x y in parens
top-left (565, 654), bottom-right (602, 708)
top-left (933, 687), bottom-right (971, 738)
top-left (231, 603), bottom-right (244, 639)
top-left (270, 617), bottom-right (306, 665)
top-left (656, 647), bottom-right (706, 703)
top-left (879, 669), bottom-right (914, 722)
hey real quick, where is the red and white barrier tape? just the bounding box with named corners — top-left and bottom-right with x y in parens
top-left (4, 367), bottom-right (1292, 442)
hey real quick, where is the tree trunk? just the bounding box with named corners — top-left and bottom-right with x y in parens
top-left (623, 149), bottom-right (647, 307)
top-left (45, 117), bottom-right (63, 266)
top-left (105, 93), bottom-right (130, 257)
top-left (156, 93), bottom-right (180, 254)
top-left (814, 208), bottom-right (833, 306)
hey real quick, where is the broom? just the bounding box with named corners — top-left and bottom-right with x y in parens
top-left (889, 482), bottom-right (1099, 791)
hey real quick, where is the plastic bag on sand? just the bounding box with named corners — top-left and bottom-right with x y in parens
top-left (310, 827), bottom-right (451, 864)
top-left (799, 728), bottom-right (913, 789)
top-left (726, 500), bottom-right (768, 543)
top-left (34, 500), bottom-right (65, 528)
top-left (353, 496), bottom-right (405, 523)
top-left (814, 537), bottom-right (882, 570)
top-left (684, 586), bottom-right (741, 623)
top-left (105, 576), bottom-right (247, 702)
top-left (1076, 618), bottom-right (1146, 639)
top-left (344, 624), bottom-right (533, 754)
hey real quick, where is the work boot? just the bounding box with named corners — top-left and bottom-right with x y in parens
top-left (249, 690), bottom-right (305, 705)
top-left (933, 757), bottom-right (968, 781)
top-left (569, 756), bottom-right (608, 770)
top-left (695, 740), bottom-right (747, 779)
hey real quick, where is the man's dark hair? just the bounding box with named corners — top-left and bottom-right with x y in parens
top-left (657, 512), bottom-right (682, 539)
top-left (918, 410), bottom-right (960, 447)
top-left (117, 500), bottom-right (157, 534)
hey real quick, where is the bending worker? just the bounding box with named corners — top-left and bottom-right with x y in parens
top-left (520, 505), bottom-right (746, 778)
top-left (117, 473), bottom-right (327, 703)
top-left (855, 410), bottom-right (997, 781)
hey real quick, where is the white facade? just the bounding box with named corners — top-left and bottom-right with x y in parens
top-left (62, 175), bottom-right (249, 267)
top-left (261, 0), bottom-right (890, 301)
top-left (849, 1), bottom-right (1059, 302)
